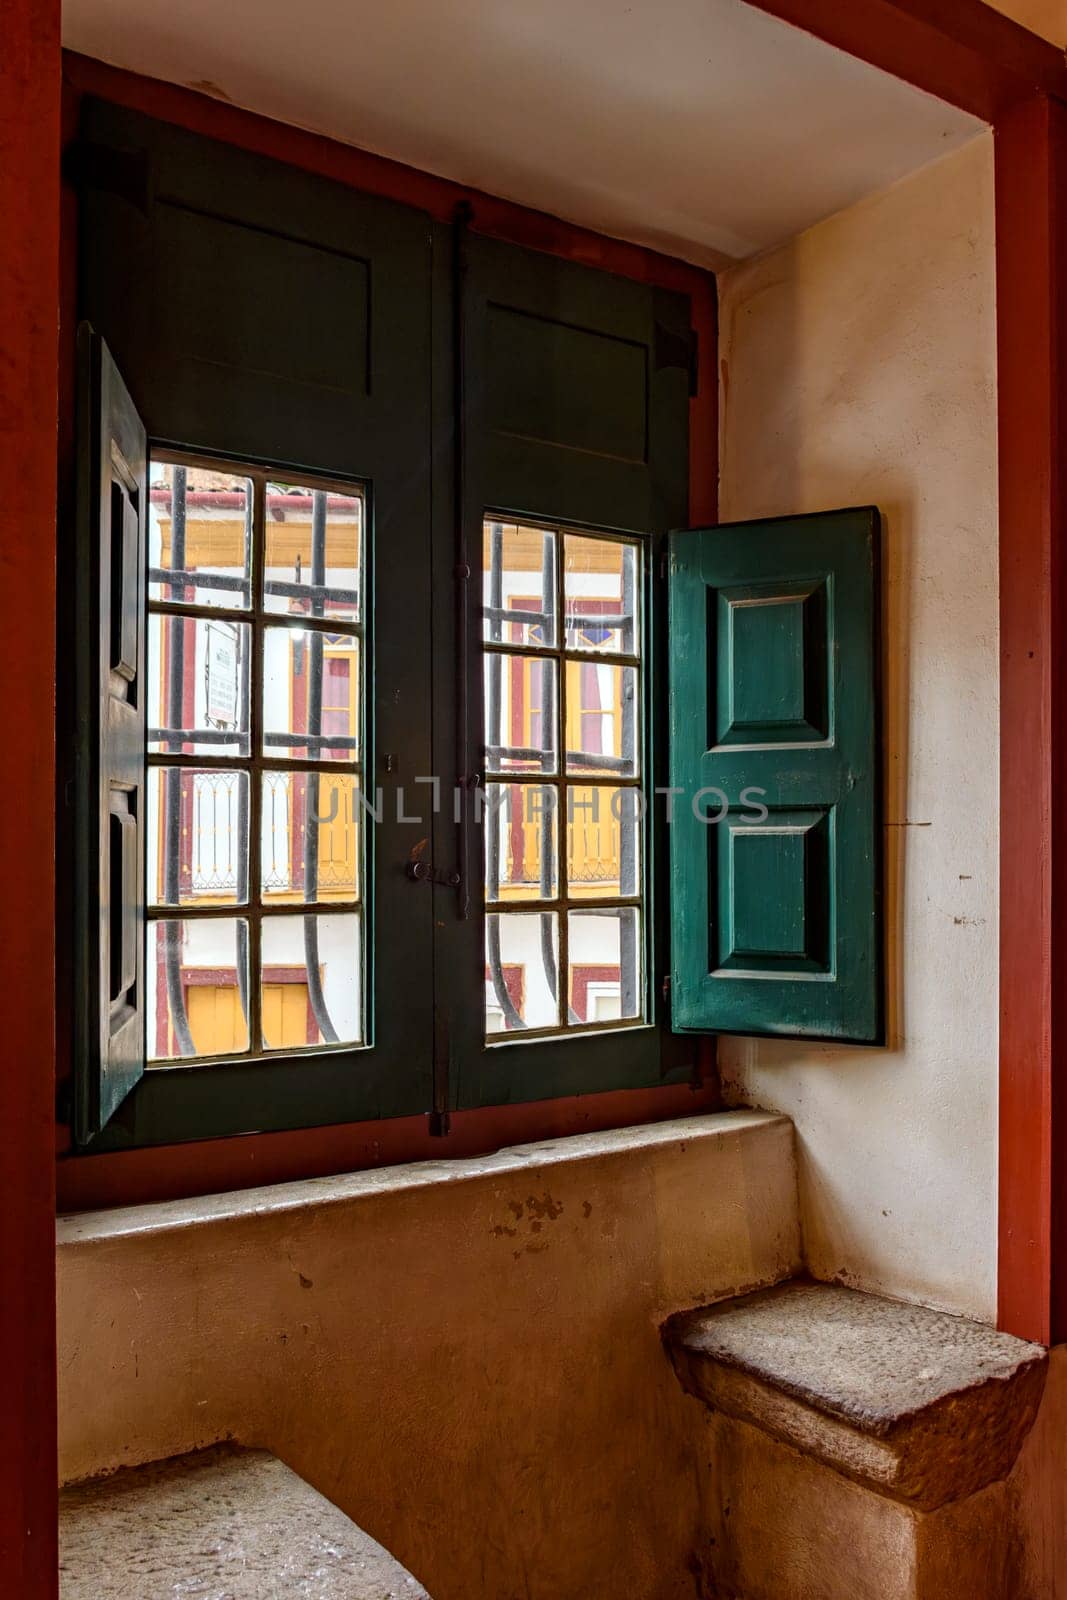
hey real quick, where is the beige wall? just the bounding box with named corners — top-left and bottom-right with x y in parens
top-left (716, 135), bottom-right (1000, 1320)
top-left (984, 0), bottom-right (1066, 45)
top-left (57, 1112), bottom-right (800, 1600)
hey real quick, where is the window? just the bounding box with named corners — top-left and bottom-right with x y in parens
top-left (482, 520), bottom-right (644, 1037)
top-left (70, 100), bottom-right (881, 1156)
top-left (146, 460), bottom-right (365, 1065)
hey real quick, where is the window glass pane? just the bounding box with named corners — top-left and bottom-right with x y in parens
top-left (568, 908), bottom-right (641, 1024)
top-left (485, 912), bottom-right (560, 1032)
top-left (149, 916), bottom-right (249, 1061)
top-left (149, 462), bottom-right (252, 610)
top-left (482, 521), bottom-right (557, 647)
top-left (263, 627), bottom-right (360, 763)
top-left (149, 615), bottom-right (251, 756)
top-left (565, 660), bottom-right (638, 777)
top-left (484, 783), bottom-right (557, 903)
top-left (261, 772), bottom-right (361, 902)
top-left (564, 535), bottom-right (639, 655)
top-left (480, 517), bottom-right (648, 1043)
top-left (484, 654), bottom-right (558, 774)
top-left (566, 785), bottom-right (640, 899)
top-left (148, 767), bottom-right (248, 907)
top-left (147, 457), bottom-right (371, 1073)
top-left (260, 913), bottom-right (362, 1049)
top-left (264, 483), bottom-right (362, 623)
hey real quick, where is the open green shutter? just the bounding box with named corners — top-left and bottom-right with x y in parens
top-left (668, 508), bottom-right (882, 1043)
top-left (73, 325), bottom-right (148, 1143)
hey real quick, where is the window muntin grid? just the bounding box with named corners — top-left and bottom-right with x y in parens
top-left (146, 454), bottom-right (366, 1063)
top-left (482, 518), bottom-right (645, 1040)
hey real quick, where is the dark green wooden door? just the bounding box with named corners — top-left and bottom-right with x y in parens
top-left (668, 509), bottom-right (882, 1042)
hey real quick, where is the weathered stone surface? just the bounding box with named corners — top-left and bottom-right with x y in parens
top-left (58, 1112), bottom-right (800, 1600)
top-left (59, 1444), bottom-right (432, 1598)
top-left (665, 1280), bottom-right (1047, 1510)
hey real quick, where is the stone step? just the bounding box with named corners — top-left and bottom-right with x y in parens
top-left (59, 1443), bottom-right (432, 1598)
top-left (663, 1278), bottom-right (1046, 1510)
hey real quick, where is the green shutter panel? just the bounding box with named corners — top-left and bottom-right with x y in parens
top-left (73, 325), bottom-right (148, 1143)
top-left (668, 508), bottom-right (882, 1043)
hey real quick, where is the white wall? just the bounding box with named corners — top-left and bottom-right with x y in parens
top-left (716, 135), bottom-right (999, 1320)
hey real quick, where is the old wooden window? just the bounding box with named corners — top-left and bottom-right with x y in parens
top-left (146, 460), bottom-right (365, 1066)
top-left (481, 520), bottom-right (645, 1038)
top-left (69, 99), bottom-right (882, 1158)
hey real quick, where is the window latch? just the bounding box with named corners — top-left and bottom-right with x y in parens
top-left (406, 858), bottom-right (461, 889)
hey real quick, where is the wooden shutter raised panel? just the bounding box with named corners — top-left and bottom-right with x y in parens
top-left (668, 508), bottom-right (883, 1044)
top-left (74, 325), bottom-right (148, 1144)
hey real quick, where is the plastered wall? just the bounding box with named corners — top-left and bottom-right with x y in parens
top-left (716, 135), bottom-right (999, 1320)
top-left (57, 1112), bottom-right (800, 1600)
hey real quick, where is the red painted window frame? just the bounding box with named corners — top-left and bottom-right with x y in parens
top-left (2, 2), bottom-right (61, 1594)
top-left (992, 91), bottom-right (1067, 1345)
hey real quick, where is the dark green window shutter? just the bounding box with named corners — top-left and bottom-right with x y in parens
top-left (668, 508), bottom-right (882, 1043)
top-left (73, 324), bottom-right (148, 1143)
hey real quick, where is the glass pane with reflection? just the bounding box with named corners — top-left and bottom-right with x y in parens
top-left (149, 462), bottom-right (253, 610)
top-left (484, 782), bottom-right (557, 903)
top-left (265, 482), bottom-right (362, 623)
top-left (260, 912), bottom-right (362, 1049)
top-left (148, 767), bottom-right (249, 907)
top-left (563, 534), bottom-right (638, 655)
top-left (566, 784), bottom-right (640, 899)
top-left (263, 627), bottom-right (360, 763)
top-left (485, 911), bottom-right (560, 1032)
top-left (482, 520), bottom-right (557, 647)
top-left (565, 660), bottom-right (638, 776)
top-left (484, 654), bottom-right (558, 774)
top-left (149, 615), bottom-right (251, 757)
top-left (568, 907), bottom-right (642, 1025)
top-left (260, 772), bottom-right (361, 903)
top-left (149, 916), bottom-right (249, 1061)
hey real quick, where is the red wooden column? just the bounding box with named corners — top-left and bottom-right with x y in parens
top-left (0, 0), bottom-right (61, 1591)
top-left (995, 92), bottom-right (1067, 1346)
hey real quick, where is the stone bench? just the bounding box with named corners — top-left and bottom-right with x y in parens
top-left (663, 1279), bottom-right (1048, 1600)
top-left (59, 1444), bottom-right (432, 1599)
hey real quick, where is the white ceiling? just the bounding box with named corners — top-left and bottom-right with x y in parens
top-left (62, 0), bottom-right (985, 266)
